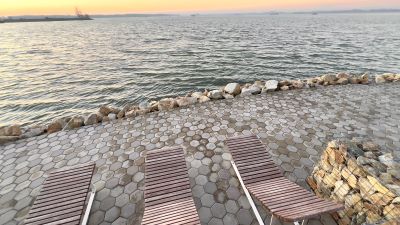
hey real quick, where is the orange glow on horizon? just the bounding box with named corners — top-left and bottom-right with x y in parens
top-left (1, 0), bottom-right (400, 16)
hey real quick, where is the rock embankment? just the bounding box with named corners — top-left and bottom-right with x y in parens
top-left (307, 139), bottom-right (400, 225)
top-left (0, 72), bottom-right (398, 144)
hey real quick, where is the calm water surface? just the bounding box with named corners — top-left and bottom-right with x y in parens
top-left (1, 14), bottom-right (400, 126)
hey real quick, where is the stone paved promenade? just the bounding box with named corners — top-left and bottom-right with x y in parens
top-left (1, 83), bottom-right (399, 225)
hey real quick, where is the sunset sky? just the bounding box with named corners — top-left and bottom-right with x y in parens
top-left (1, 0), bottom-right (400, 16)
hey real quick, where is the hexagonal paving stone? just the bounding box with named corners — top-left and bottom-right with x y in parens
top-left (223, 213), bottom-right (239, 225)
top-left (120, 203), bottom-right (136, 219)
top-left (211, 203), bottom-right (226, 219)
top-left (226, 186), bottom-right (241, 200)
top-left (198, 206), bottom-right (212, 223)
top-left (104, 206), bottom-right (120, 222)
top-left (237, 209), bottom-right (253, 225)
top-left (201, 193), bottom-right (215, 207)
top-left (195, 175), bottom-right (208, 185)
top-left (100, 196), bottom-right (116, 211)
top-left (204, 182), bottom-right (217, 194)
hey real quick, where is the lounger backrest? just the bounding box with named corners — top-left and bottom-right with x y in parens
top-left (144, 147), bottom-right (192, 207)
top-left (24, 163), bottom-right (95, 225)
top-left (226, 135), bottom-right (284, 185)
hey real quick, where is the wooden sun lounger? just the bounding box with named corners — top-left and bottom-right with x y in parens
top-left (142, 147), bottom-right (201, 225)
top-left (226, 135), bottom-right (344, 225)
top-left (24, 163), bottom-right (96, 225)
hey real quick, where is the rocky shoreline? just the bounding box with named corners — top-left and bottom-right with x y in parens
top-left (1, 72), bottom-right (399, 144)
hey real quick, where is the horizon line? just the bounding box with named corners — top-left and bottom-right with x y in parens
top-left (2, 8), bottom-right (400, 17)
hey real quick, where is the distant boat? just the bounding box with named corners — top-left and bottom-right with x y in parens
top-left (312, 12), bottom-right (318, 15)
top-left (1, 7), bottom-right (92, 23)
top-left (270, 12), bottom-right (279, 15)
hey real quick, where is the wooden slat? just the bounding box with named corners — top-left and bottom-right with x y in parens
top-left (25, 163), bottom-right (95, 225)
top-left (142, 147), bottom-right (200, 225)
top-left (143, 198), bottom-right (200, 225)
top-left (226, 135), bottom-right (344, 222)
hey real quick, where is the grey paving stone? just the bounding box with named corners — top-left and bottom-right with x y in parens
top-left (104, 206), bottom-right (120, 222)
top-left (223, 213), bottom-right (239, 225)
top-left (237, 209), bottom-right (254, 225)
top-left (120, 203), bottom-right (135, 219)
top-left (201, 193), bottom-right (215, 207)
top-left (209, 218), bottom-right (224, 225)
top-left (204, 182), bottom-right (218, 194)
top-left (211, 203), bottom-right (226, 218)
top-left (115, 194), bottom-right (129, 207)
top-left (100, 197), bottom-right (116, 211)
top-left (192, 185), bottom-right (205, 198)
top-left (226, 186), bottom-right (241, 200)
top-left (199, 206), bottom-right (213, 223)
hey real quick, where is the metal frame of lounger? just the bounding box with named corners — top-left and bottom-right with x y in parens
top-left (232, 161), bottom-right (306, 225)
top-left (142, 147), bottom-right (201, 225)
top-left (226, 135), bottom-right (344, 225)
top-left (24, 163), bottom-right (96, 225)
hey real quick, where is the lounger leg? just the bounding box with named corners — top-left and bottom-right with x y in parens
top-left (81, 184), bottom-right (96, 225)
top-left (231, 161), bottom-right (265, 225)
top-left (294, 220), bottom-right (307, 225)
top-left (269, 215), bottom-right (275, 225)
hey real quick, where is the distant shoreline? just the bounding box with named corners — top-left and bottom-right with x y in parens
top-left (1, 17), bottom-right (92, 24)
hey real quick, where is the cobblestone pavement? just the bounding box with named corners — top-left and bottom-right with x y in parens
top-left (1, 83), bottom-right (399, 225)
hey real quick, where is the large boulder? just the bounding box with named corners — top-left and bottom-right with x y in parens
top-left (158, 98), bottom-right (178, 111)
top-left (149, 101), bottom-right (159, 112)
top-left (360, 74), bottom-right (369, 84)
top-left (222, 94), bottom-right (234, 99)
top-left (21, 125), bottom-right (46, 138)
top-left (253, 81), bottom-right (264, 88)
top-left (208, 90), bottom-right (223, 99)
top-left (224, 83), bottom-right (241, 95)
top-left (280, 86), bottom-right (290, 91)
top-left (337, 78), bottom-right (349, 85)
top-left (47, 118), bottom-right (67, 134)
top-left (320, 74), bottom-right (337, 84)
top-left (336, 72), bottom-right (350, 79)
top-left (108, 113), bottom-right (117, 120)
top-left (99, 105), bottom-right (112, 116)
top-left (198, 96), bottom-right (210, 103)
top-left (291, 80), bottom-right (304, 89)
top-left (125, 110), bottom-right (137, 118)
top-left (0, 136), bottom-right (19, 144)
top-left (241, 84), bottom-right (261, 95)
top-left (99, 105), bottom-right (119, 116)
top-left (117, 110), bottom-right (125, 119)
top-left (84, 113), bottom-right (100, 126)
top-left (191, 92), bottom-right (204, 99)
top-left (264, 80), bottom-right (278, 92)
top-left (0, 125), bottom-right (22, 136)
top-left (375, 73), bottom-right (396, 84)
top-left (375, 75), bottom-right (387, 84)
top-left (64, 116), bottom-right (84, 130)
top-left (176, 97), bottom-right (197, 107)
